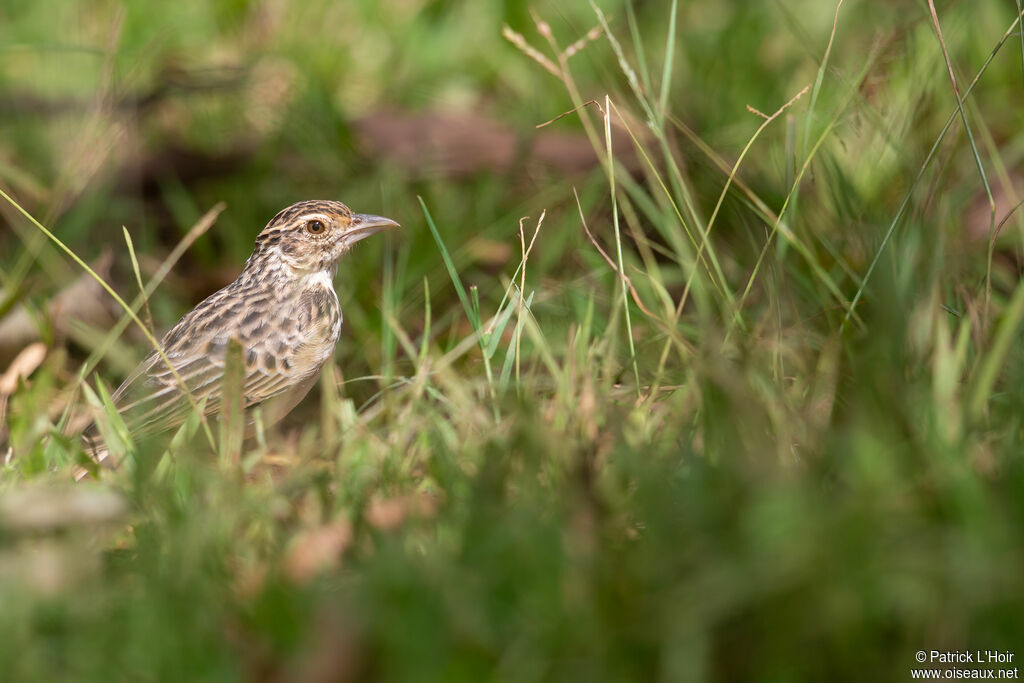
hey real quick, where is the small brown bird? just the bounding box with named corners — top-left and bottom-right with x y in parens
top-left (79, 200), bottom-right (399, 477)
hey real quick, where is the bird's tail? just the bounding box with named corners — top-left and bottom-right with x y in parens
top-left (74, 425), bottom-right (117, 481)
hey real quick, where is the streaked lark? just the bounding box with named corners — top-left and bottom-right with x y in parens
top-left (79, 199), bottom-right (398, 478)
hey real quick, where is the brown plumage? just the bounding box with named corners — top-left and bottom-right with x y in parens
top-left (79, 200), bottom-right (399, 478)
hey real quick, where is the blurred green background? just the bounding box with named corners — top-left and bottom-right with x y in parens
top-left (1, 0), bottom-right (1023, 681)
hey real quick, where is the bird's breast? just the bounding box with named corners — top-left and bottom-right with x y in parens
top-left (269, 280), bottom-right (341, 375)
top-left (299, 282), bottom-right (342, 345)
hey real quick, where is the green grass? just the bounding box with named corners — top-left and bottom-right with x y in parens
top-left (2, 1), bottom-right (1024, 681)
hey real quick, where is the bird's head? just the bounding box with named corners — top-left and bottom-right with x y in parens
top-left (247, 200), bottom-right (399, 276)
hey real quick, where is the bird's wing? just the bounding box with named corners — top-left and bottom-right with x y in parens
top-left (111, 344), bottom-right (301, 439)
top-left (93, 281), bottom-right (337, 445)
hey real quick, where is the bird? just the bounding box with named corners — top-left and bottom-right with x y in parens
top-left (77, 199), bottom-right (399, 479)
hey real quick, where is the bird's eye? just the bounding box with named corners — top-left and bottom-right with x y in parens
top-left (305, 219), bottom-right (326, 235)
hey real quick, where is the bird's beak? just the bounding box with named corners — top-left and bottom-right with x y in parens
top-left (344, 213), bottom-right (400, 245)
